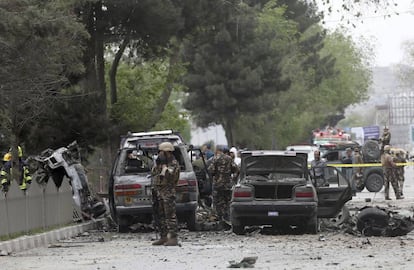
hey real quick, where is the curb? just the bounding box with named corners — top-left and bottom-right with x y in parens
top-left (0, 220), bottom-right (102, 254)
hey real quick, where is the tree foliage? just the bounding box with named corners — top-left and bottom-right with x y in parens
top-left (0, 0), bottom-right (88, 151)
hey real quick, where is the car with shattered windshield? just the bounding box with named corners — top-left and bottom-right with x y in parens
top-left (230, 150), bottom-right (352, 235)
top-left (108, 130), bottom-right (198, 232)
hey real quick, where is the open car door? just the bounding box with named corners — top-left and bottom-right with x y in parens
top-left (311, 166), bottom-right (353, 218)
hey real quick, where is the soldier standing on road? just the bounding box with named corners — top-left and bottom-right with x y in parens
top-left (208, 145), bottom-right (239, 226)
top-left (381, 145), bottom-right (402, 200)
top-left (394, 150), bottom-right (406, 197)
top-left (151, 142), bottom-right (180, 246)
top-left (310, 150), bottom-right (327, 186)
top-left (352, 147), bottom-right (364, 193)
top-left (379, 127), bottom-right (391, 153)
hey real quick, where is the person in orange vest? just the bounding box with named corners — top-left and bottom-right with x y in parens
top-left (1, 146), bottom-right (32, 192)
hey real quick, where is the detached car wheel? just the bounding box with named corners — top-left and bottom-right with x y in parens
top-left (357, 207), bottom-right (389, 236)
top-left (365, 173), bottom-right (384, 192)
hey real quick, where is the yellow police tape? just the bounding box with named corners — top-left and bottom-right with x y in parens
top-left (324, 162), bottom-right (414, 168)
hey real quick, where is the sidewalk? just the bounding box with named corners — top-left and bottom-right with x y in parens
top-left (0, 219), bottom-right (103, 255)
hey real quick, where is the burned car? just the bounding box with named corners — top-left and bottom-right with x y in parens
top-left (108, 130), bottom-right (198, 232)
top-left (230, 150), bottom-right (352, 235)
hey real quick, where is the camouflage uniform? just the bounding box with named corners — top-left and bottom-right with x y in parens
top-left (208, 152), bottom-right (239, 222)
top-left (152, 155), bottom-right (180, 241)
top-left (379, 128), bottom-right (391, 152)
top-left (381, 148), bottom-right (401, 200)
top-left (394, 152), bottom-right (406, 196)
top-left (352, 150), bottom-right (364, 190)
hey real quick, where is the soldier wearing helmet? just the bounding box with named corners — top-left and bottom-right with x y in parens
top-left (208, 144), bottom-right (239, 227)
top-left (381, 145), bottom-right (402, 200)
top-left (151, 141), bottom-right (180, 246)
top-left (1, 146), bottom-right (32, 192)
top-left (379, 127), bottom-right (391, 153)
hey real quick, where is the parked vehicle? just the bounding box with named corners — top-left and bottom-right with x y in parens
top-left (322, 139), bottom-right (384, 192)
top-left (285, 144), bottom-right (319, 164)
top-left (29, 141), bottom-right (106, 220)
top-left (230, 150), bottom-right (352, 235)
top-left (108, 130), bottom-right (198, 232)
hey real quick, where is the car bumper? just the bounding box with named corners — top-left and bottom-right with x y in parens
top-left (116, 201), bottom-right (198, 216)
top-left (231, 201), bottom-right (317, 226)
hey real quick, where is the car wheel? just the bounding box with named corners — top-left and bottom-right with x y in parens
top-left (186, 210), bottom-right (197, 231)
top-left (357, 207), bottom-right (389, 236)
top-left (231, 218), bottom-right (245, 235)
top-left (232, 224), bottom-right (245, 235)
top-left (118, 216), bottom-right (130, 233)
top-left (365, 173), bottom-right (384, 192)
top-left (306, 215), bottom-right (319, 234)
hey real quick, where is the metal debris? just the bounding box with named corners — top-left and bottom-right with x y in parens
top-left (228, 256), bottom-right (258, 268)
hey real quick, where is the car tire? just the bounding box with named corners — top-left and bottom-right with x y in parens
top-left (362, 140), bottom-right (381, 161)
top-left (231, 218), bottom-right (245, 235)
top-left (232, 224), bottom-right (245, 235)
top-left (365, 173), bottom-right (384, 192)
top-left (186, 210), bottom-right (197, 231)
top-left (117, 216), bottom-right (130, 233)
top-left (306, 215), bottom-right (319, 234)
top-left (357, 207), bottom-right (389, 236)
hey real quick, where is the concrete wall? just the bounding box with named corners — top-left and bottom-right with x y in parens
top-left (0, 178), bottom-right (73, 237)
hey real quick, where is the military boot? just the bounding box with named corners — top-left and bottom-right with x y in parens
top-left (152, 237), bottom-right (168, 246)
top-left (163, 237), bottom-right (178, 246)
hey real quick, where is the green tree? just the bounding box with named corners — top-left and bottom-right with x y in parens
top-left (0, 0), bottom-right (88, 153)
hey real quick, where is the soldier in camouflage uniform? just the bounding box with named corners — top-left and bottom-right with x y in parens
top-left (394, 150), bottom-right (406, 197)
top-left (151, 142), bottom-right (180, 246)
top-left (379, 127), bottom-right (391, 153)
top-left (208, 145), bottom-right (239, 224)
top-left (352, 147), bottom-right (364, 192)
top-left (381, 145), bottom-right (402, 200)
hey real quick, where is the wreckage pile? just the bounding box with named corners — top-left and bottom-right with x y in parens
top-left (322, 206), bottom-right (414, 237)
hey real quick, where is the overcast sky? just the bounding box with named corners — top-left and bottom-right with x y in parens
top-left (320, 0), bottom-right (414, 67)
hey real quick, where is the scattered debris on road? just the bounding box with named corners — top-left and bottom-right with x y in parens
top-left (228, 256), bottom-right (258, 268)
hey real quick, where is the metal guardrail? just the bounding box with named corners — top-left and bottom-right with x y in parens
top-left (0, 178), bottom-right (73, 238)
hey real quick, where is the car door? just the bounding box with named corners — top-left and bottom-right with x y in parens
top-left (314, 166), bottom-right (353, 218)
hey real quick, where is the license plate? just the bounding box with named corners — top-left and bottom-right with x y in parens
top-left (145, 187), bottom-right (152, 196)
top-left (268, 211), bottom-right (279, 217)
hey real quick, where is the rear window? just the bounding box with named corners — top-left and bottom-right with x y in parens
top-left (115, 146), bottom-right (190, 175)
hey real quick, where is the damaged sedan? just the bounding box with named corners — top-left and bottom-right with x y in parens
top-left (230, 150), bottom-right (353, 235)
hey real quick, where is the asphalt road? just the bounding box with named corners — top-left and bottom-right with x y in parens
top-left (1, 166), bottom-right (414, 270)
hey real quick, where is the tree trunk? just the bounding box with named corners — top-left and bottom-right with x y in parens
top-left (222, 119), bottom-right (234, 147)
top-left (109, 34), bottom-right (130, 105)
top-left (95, 1), bottom-right (107, 117)
top-left (148, 45), bottom-right (181, 129)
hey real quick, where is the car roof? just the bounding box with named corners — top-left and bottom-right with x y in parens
top-left (120, 130), bottom-right (184, 149)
